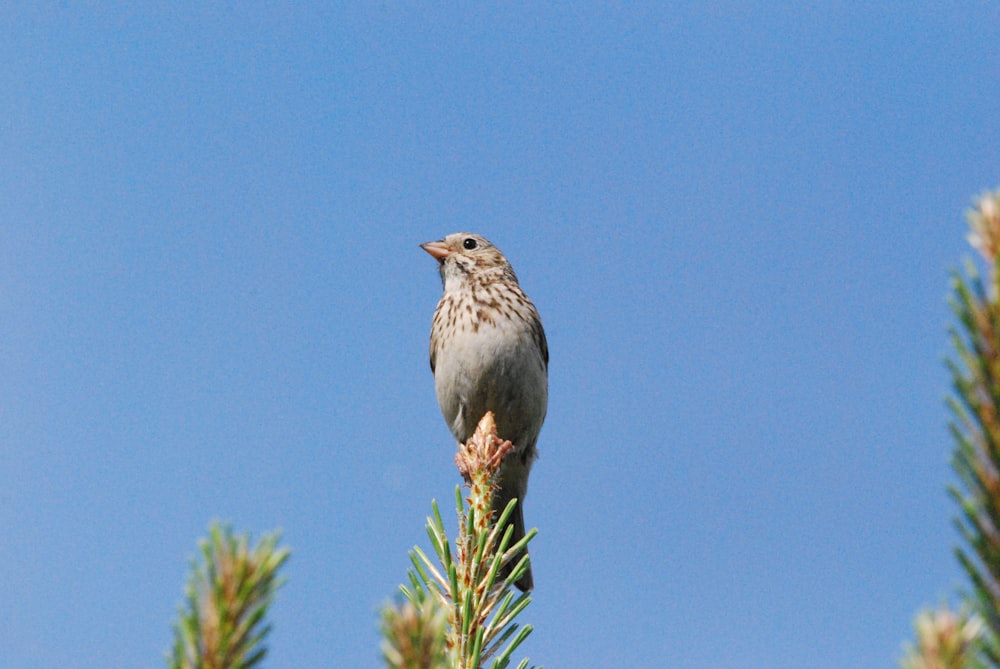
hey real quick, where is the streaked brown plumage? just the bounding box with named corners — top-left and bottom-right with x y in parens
top-left (421, 233), bottom-right (548, 592)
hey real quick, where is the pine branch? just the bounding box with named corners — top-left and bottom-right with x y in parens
top-left (169, 522), bottom-right (289, 669)
top-left (381, 595), bottom-right (450, 669)
top-left (945, 190), bottom-right (1000, 666)
top-left (900, 606), bottom-right (985, 669)
top-left (382, 412), bottom-right (539, 669)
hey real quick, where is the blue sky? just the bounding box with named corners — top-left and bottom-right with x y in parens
top-left (2, 3), bottom-right (998, 668)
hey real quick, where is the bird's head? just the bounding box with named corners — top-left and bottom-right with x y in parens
top-left (421, 233), bottom-right (518, 288)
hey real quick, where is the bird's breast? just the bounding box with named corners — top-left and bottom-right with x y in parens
top-left (432, 321), bottom-right (547, 445)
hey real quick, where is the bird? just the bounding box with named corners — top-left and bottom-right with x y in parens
top-left (421, 232), bottom-right (548, 592)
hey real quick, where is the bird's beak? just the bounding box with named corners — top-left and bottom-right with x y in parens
top-left (420, 241), bottom-right (451, 260)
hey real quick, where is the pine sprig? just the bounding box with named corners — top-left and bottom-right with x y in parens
top-left (169, 522), bottom-right (289, 669)
top-left (900, 606), bottom-right (985, 669)
top-left (384, 412), bottom-right (539, 669)
top-left (381, 594), bottom-right (451, 669)
top-left (946, 190), bottom-right (1000, 665)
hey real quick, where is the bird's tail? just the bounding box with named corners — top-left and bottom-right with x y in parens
top-left (494, 490), bottom-right (532, 592)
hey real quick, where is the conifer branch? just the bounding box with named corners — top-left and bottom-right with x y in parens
top-left (382, 412), bottom-right (539, 669)
top-left (169, 522), bottom-right (289, 669)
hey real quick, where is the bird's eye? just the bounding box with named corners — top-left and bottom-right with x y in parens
top-left (463, 238), bottom-right (478, 250)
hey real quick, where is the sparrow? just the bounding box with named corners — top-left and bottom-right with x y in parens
top-left (422, 233), bottom-right (548, 592)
